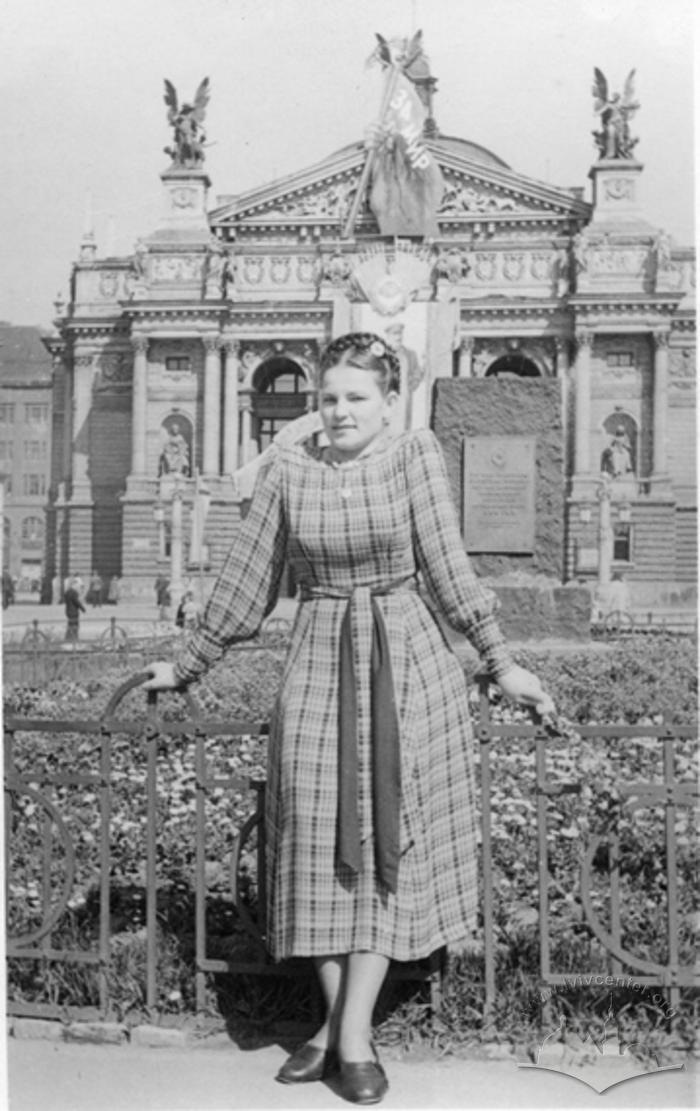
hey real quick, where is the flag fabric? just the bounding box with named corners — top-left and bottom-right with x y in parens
top-left (369, 72), bottom-right (444, 238)
top-left (189, 472), bottom-right (211, 565)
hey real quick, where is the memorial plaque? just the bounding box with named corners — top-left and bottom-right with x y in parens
top-left (463, 436), bottom-right (536, 553)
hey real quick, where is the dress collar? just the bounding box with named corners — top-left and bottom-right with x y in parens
top-left (322, 431), bottom-right (395, 468)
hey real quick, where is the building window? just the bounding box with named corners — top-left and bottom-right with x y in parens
top-left (606, 352), bottom-right (634, 367)
top-left (165, 356), bottom-right (191, 372)
top-left (25, 403), bottom-right (49, 427)
top-left (613, 524), bottom-right (632, 563)
top-left (21, 516), bottom-right (44, 547)
top-left (0, 441), bottom-right (13, 462)
top-left (4, 476), bottom-right (12, 495)
top-left (0, 404), bottom-right (15, 424)
top-left (24, 440), bottom-right (47, 461)
top-left (23, 474), bottom-right (46, 496)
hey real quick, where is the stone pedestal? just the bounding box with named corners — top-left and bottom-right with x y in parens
top-left (157, 168), bottom-right (212, 239)
top-left (588, 159), bottom-right (644, 226)
top-left (66, 500), bottom-right (94, 578)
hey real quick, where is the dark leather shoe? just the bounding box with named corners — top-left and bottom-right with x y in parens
top-left (276, 1042), bottom-right (338, 1084)
top-left (338, 1059), bottom-right (389, 1104)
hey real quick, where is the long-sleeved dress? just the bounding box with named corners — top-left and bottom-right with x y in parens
top-left (174, 429), bottom-right (513, 962)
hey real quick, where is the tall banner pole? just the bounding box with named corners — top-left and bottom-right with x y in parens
top-left (342, 63), bottom-right (401, 240)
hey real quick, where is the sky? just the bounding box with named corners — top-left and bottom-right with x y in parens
top-left (1, 0), bottom-right (696, 330)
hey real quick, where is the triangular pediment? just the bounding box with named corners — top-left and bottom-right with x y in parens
top-left (210, 136), bottom-right (590, 232)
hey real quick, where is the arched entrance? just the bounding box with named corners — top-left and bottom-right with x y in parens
top-left (252, 357), bottom-right (309, 453)
top-left (485, 354), bottom-right (542, 378)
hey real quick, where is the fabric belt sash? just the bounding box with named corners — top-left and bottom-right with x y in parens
top-left (299, 577), bottom-right (417, 893)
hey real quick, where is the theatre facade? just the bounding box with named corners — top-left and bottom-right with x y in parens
top-left (44, 74), bottom-right (696, 608)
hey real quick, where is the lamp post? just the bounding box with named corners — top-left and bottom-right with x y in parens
top-left (0, 470), bottom-right (5, 574)
top-left (152, 476), bottom-right (185, 619)
top-left (597, 473), bottom-right (614, 587)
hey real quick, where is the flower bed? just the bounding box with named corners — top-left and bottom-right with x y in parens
top-left (4, 635), bottom-right (697, 1056)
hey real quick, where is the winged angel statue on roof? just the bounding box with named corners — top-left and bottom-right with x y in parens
top-left (592, 68), bottom-right (639, 160)
top-left (163, 78), bottom-right (210, 167)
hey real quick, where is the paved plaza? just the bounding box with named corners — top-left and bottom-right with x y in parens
top-left (6, 1036), bottom-right (697, 1111)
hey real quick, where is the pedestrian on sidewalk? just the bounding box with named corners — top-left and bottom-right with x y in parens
top-left (143, 332), bottom-right (554, 1105)
top-left (2, 568), bottom-right (15, 609)
top-left (64, 577), bottom-right (85, 642)
top-left (155, 574), bottom-right (170, 620)
top-left (87, 570), bottom-right (104, 608)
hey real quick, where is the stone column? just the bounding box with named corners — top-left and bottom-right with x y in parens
top-left (239, 390), bottom-right (253, 464)
top-left (203, 334), bottom-right (222, 476)
top-left (651, 329), bottom-right (670, 479)
top-left (68, 350), bottom-right (95, 576)
top-left (554, 337), bottom-right (571, 467)
top-left (222, 339), bottom-right (240, 475)
top-left (458, 336), bottom-right (474, 378)
top-left (573, 330), bottom-right (593, 476)
top-left (130, 335), bottom-right (149, 476)
top-left (71, 352), bottom-right (94, 495)
top-left (58, 352), bottom-right (73, 488)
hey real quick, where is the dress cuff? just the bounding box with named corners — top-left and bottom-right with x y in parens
top-left (172, 627), bottom-right (225, 686)
top-left (469, 615), bottom-right (515, 679)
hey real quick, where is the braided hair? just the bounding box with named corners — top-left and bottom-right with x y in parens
top-left (319, 332), bottom-right (401, 394)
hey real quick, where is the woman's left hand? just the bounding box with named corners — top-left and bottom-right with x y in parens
top-left (496, 664), bottom-right (555, 717)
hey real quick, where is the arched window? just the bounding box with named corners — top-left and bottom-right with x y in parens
top-left (485, 354), bottom-right (541, 378)
top-left (21, 516), bottom-right (44, 547)
top-left (252, 357), bottom-right (309, 451)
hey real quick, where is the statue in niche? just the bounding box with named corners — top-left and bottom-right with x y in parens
top-left (163, 78), bottom-right (210, 168)
top-left (654, 230), bottom-right (673, 272)
top-left (158, 419), bottom-right (191, 477)
top-left (572, 231), bottom-right (589, 276)
top-left (592, 69), bottom-right (639, 160)
top-left (554, 246), bottom-right (571, 296)
top-left (204, 238), bottom-right (228, 297)
top-left (600, 424), bottom-right (634, 479)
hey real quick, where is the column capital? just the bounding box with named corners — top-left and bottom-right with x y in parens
top-left (460, 335), bottom-right (475, 353)
top-left (222, 337), bottom-right (240, 356)
top-left (554, 336), bottom-right (569, 354)
top-left (131, 335), bottom-right (149, 355)
top-left (652, 328), bottom-right (670, 349)
top-left (203, 333), bottom-right (222, 355)
top-left (238, 390), bottom-right (252, 412)
top-left (575, 329), bottom-right (594, 350)
top-left (74, 353), bottom-right (95, 369)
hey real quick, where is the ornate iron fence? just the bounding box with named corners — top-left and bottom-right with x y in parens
top-left (4, 671), bottom-right (697, 1023)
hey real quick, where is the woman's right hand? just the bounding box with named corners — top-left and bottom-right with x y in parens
top-left (142, 661), bottom-right (179, 690)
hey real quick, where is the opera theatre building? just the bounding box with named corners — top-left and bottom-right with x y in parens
top-left (44, 45), bottom-right (696, 612)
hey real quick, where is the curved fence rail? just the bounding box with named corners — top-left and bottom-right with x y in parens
top-left (4, 671), bottom-right (698, 1023)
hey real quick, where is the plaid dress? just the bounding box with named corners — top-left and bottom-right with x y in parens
top-left (175, 429), bottom-right (513, 961)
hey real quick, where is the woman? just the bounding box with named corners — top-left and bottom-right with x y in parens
top-left (144, 332), bottom-right (553, 1105)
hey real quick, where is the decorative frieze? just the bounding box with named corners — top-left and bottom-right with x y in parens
top-left (150, 255), bottom-right (205, 283)
top-left (587, 247), bottom-right (647, 277)
top-left (503, 253), bottom-right (526, 281)
top-left (241, 257), bottom-right (265, 285)
top-left (438, 178), bottom-right (522, 215)
top-left (98, 352), bottom-right (132, 386)
top-left (474, 253), bottom-right (497, 282)
top-left (296, 256), bottom-right (317, 285)
top-left (270, 257), bottom-right (291, 284)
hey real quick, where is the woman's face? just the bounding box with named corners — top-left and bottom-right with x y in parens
top-left (319, 364), bottom-right (397, 460)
